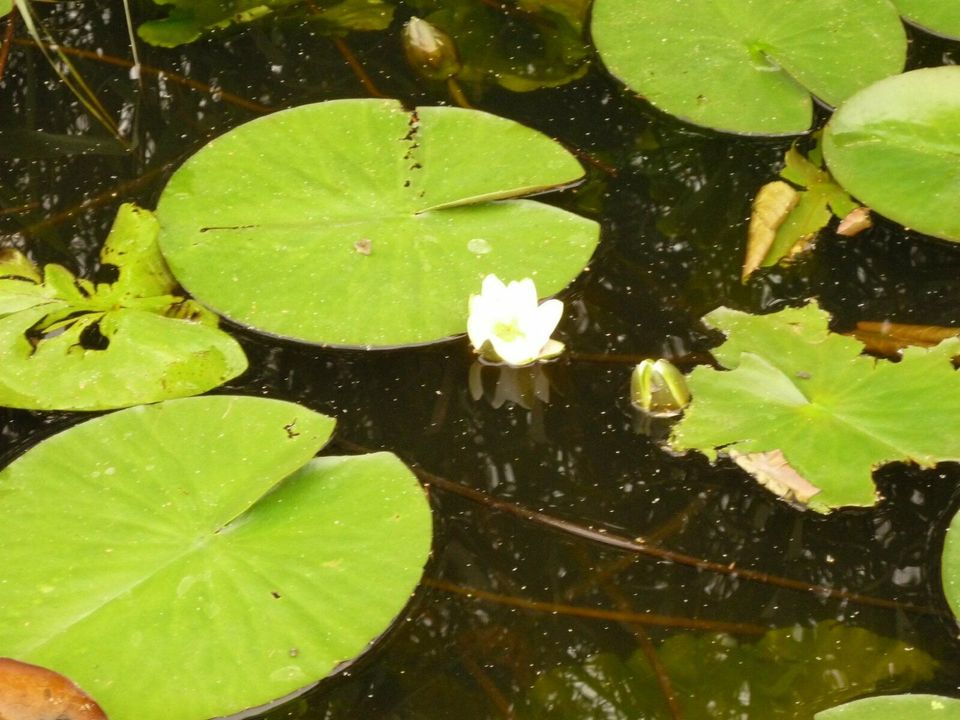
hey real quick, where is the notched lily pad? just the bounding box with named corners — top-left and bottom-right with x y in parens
top-left (591, 0), bottom-right (906, 134)
top-left (0, 203), bottom-right (247, 411)
top-left (156, 99), bottom-right (598, 347)
top-left (0, 395), bottom-right (433, 720)
top-left (669, 301), bottom-right (960, 511)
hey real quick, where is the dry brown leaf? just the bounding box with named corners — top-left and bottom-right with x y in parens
top-left (743, 181), bottom-right (800, 282)
top-left (854, 321), bottom-right (960, 356)
top-left (0, 658), bottom-right (107, 720)
top-left (729, 449), bottom-right (820, 505)
top-left (836, 206), bottom-right (873, 236)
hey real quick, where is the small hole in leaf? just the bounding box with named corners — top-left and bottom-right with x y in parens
top-left (79, 321), bottom-right (110, 351)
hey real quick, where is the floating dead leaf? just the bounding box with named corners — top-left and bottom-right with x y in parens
top-left (853, 321), bottom-right (960, 356)
top-left (729, 449), bottom-right (820, 505)
top-left (0, 658), bottom-right (107, 720)
top-left (742, 181), bottom-right (799, 281)
top-left (836, 206), bottom-right (873, 236)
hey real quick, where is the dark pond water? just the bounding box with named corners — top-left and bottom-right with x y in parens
top-left (3, 3), bottom-right (960, 718)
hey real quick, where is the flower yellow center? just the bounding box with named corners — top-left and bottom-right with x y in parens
top-left (493, 319), bottom-right (524, 343)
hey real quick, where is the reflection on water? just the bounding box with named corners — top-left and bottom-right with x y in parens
top-left (2, 4), bottom-right (960, 718)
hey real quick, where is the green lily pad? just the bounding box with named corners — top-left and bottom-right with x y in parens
top-left (0, 204), bottom-right (247, 411)
top-left (156, 99), bottom-right (598, 347)
top-left (0, 395), bottom-right (433, 720)
top-left (816, 695), bottom-right (960, 719)
top-left (525, 621), bottom-right (936, 719)
top-left (138, 0), bottom-right (393, 47)
top-left (823, 66), bottom-right (960, 242)
top-left (669, 302), bottom-right (960, 511)
top-left (891, 0), bottom-right (960, 39)
top-left (0, 0), bottom-right (12, 18)
top-left (590, 0), bottom-right (906, 135)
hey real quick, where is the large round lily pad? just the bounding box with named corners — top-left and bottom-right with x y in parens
top-left (155, 99), bottom-right (598, 347)
top-left (590, 0), bottom-right (906, 135)
top-left (823, 66), bottom-right (960, 242)
top-left (0, 395), bottom-right (433, 720)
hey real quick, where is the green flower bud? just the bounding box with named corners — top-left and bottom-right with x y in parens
top-left (403, 16), bottom-right (461, 81)
top-left (631, 359), bottom-right (690, 417)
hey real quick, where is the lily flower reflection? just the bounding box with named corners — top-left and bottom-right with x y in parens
top-left (467, 274), bottom-right (564, 367)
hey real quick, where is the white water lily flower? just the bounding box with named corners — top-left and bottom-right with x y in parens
top-left (467, 274), bottom-right (565, 367)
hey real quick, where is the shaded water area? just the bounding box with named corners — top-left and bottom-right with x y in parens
top-left (2, 3), bottom-right (960, 718)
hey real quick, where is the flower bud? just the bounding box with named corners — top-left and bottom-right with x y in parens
top-left (403, 16), bottom-right (461, 81)
top-left (631, 359), bottom-right (690, 417)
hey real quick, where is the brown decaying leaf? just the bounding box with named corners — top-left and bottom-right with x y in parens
top-left (836, 206), bottom-right (873, 236)
top-left (0, 658), bottom-right (107, 720)
top-left (853, 321), bottom-right (960, 357)
top-left (742, 181), bottom-right (799, 282)
top-left (729, 449), bottom-right (820, 505)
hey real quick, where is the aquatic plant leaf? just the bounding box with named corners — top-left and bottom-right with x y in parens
top-left (0, 396), bottom-right (433, 720)
top-left (590, 0), bottom-right (906, 135)
top-left (669, 302), bottom-right (960, 511)
top-left (0, 658), bottom-right (107, 720)
top-left (137, 0), bottom-right (391, 47)
top-left (743, 142), bottom-right (862, 280)
top-left (891, 0), bottom-right (960, 39)
top-left (156, 99), bottom-right (597, 347)
top-left (0, 0), bottom-right (10, 18)
top-left (407, 0), bottom-right (591, 92)
top-left (524, 621), bottom-right (936, 719)
top-left (0, 204), bottom-right (247, 411)
top-left (823, 66), bottom-right (960, 242)
top-left (816, 695), bottom-right (960, 719)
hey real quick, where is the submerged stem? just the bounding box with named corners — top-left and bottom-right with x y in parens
top-left (427, 578), bottom-right (767, 635)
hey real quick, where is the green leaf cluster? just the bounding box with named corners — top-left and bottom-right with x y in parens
top-left (669, 302), bottom-right (960, 511)
top-left (524, 621), bottom-right (936, 719)
top-left (743, 140), bottom-right (860, 279)
top-left (0, 203), bottom-right (246, 410)
top-left (0, 395), bottom-right (433, 720)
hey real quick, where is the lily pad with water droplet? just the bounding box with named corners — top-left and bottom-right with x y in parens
top-left (590, 0), bottom-right (906, 135)
top-left (155, 99), bottom-right (598, 347)
top-left (0, 395), bottom-right (433, 720)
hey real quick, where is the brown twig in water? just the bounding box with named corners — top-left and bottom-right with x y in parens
top-left (12, 38), bottom-right (272, 114)
top-left (0, 12), bottom-right (15, 87)
top-left (427, 578), bottom-right (767, 635)
top-left (331, 36), bottom-right (387, 98)
top-left (22, 156), bottom-right (183, 234)
top-left (601, 577), bottom-right (683, 719)
top-left (458, 647), bottom-right (515, 719)
top-left (414, 467), bottom-right (941, 616)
